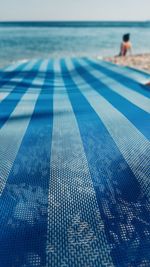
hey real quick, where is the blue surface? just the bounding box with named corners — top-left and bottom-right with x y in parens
top-left (0, 58), bottom-right (149, 267)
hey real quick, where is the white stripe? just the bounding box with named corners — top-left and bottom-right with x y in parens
top-left (31, 60), bottom-right (49, 87)
top-left (39, 59), bottom-right (49, 72)
top-left (4, 59), bottom-right (36, 72)
top-left (79, 59), bottom-right (150, 113)
top-left (19, 59), bottom-right (39, 71)
top-left (46, 59), bottom-right (114, 267)
top-left (67, 59), bottom-right (150, 198)
top-left (0, 60), bottom-right (48, 195)
top-left (96, 59), bottom-right (150, 84)
top-left (0, 60), bottom-right (39, 102)
top-left (3, 61), bottom-right (27, 72)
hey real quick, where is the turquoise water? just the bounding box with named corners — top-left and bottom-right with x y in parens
top-left (0, 21), bottom-right (150, 68)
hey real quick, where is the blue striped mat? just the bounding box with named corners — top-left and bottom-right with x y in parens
top-left (0, 58), bottom-right (150, 267)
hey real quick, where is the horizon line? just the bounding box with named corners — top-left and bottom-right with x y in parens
top-left (0, 19), bottom-right (149, 22)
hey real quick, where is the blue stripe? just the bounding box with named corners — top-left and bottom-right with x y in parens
top-left (61, 59), bottom-right (150, 267)
top-left (85, 58), bottom-right (150, 98)
top-left (0, 60), bottom-right (54, 267)
top-left (0, 60), bottom-right (42, 130)
top-left (72, 58), bottom-right (150, 140)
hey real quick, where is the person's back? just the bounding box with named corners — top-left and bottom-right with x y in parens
top-left (119, 33), bottom-right (132, 56)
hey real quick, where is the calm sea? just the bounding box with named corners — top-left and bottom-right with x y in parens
top-left (0, 21), bottom-right (150, 68)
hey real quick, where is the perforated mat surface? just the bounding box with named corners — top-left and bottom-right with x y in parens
top-left (0, 58), bottom-right (150, 267)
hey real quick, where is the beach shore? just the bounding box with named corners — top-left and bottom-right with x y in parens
top-left (103, 53), bottom-right (150, 73)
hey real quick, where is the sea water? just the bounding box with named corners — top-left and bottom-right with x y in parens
top-left (0, 21), bottom-right (150, 68)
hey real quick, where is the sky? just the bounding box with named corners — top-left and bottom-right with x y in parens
top-left (0, 0), bottom-right (150, 21)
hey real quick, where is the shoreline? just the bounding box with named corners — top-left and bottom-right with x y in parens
top-left (102, 53), bottom-right (150, 73)
top-left (1, 53), bottom-right (150, 75)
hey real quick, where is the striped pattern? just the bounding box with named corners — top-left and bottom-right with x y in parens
top-left (0, 58), bottom-right (149, 267)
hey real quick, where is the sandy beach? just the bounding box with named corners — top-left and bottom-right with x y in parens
top-left (103, 53), bottom-right (150, 74)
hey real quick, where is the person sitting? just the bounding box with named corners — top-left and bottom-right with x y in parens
top-left (119, 33), bottom-right (132, 56)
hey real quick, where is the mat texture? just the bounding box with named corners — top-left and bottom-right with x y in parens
top-left (0, 58), bottom-right (150, 267)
